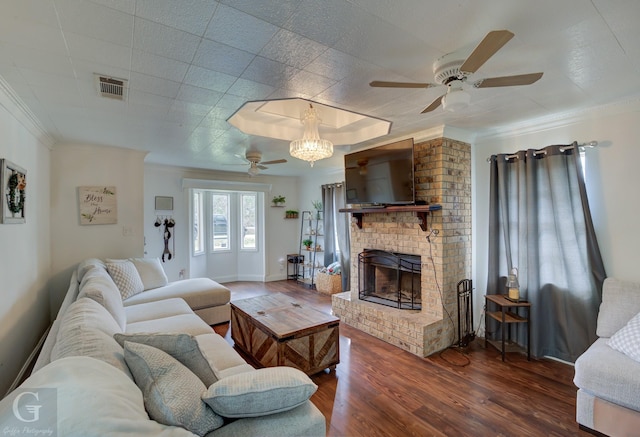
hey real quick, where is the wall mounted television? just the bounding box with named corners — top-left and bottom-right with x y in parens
top-left (344, 138), bottom-right (415, 206)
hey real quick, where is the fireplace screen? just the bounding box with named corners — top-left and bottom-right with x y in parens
top-left (358, 249), bottom-right (421, 310)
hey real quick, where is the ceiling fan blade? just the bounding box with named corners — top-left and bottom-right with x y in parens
top-left (370, 80), bottom-right (436, 89)
top-left (460, 30), bottom-right (514, 74)
top-left (260, 159), bottom-right (287, 165)
top-left (421, 95), bottom-right (445, 113)
top-left (474, 72), bottom-right (543, 88)
top-left (257, 165), bottom-right (268, 170)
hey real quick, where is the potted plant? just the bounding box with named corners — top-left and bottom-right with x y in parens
top-left (312, 200), bottom-right (323, 218)
top-left (285, 209), bottom-right (299, 219)
top-left (302, 238), bottom-right (313, 250)
top-left (272, 195), bottom-right (286, 206)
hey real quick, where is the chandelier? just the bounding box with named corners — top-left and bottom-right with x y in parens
top-left (289, 104), bottom-right (333, 167)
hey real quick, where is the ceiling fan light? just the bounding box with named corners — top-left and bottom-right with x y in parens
top-left (442, 89), bottom-right (471, 112)
top-left (289, 104), bottom-right (333, 167)
top-left (247, 163), bottom-right (260, 177)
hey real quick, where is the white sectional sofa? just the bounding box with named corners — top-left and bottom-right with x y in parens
top-left (574, 278), bottom-right (640, 436)
top-left (0, 258), bottom-right (326, 436)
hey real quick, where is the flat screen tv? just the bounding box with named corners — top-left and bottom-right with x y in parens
top-left (344, 138), bottom-right (415, 206)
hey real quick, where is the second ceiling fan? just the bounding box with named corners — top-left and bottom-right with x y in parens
top-left (370, 30), bottom-right (543, 113)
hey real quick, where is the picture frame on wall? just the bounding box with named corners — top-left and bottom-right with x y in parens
top-left (155, 196), bottom-right (173, 211)
top-left (78, 186), bottom-right (117, 225)
top-left (1, 159), bottom-right (27, 224)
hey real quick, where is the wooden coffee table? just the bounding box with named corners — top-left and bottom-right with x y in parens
top-left (230, 293), bottom-right (340, 375)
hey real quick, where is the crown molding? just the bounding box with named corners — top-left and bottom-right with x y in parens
top-left (0, 76), bottom-right (56, 149)
top-left (474, 96), bottom-right (640, 142)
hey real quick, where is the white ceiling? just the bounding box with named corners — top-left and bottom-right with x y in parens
top-left (1, 0), bottom-right (639, 176)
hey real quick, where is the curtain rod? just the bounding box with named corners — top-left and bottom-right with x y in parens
top-left (322, 182), bottom-right (344, 188)
top-left (486, 141), bottom-right (598, 162)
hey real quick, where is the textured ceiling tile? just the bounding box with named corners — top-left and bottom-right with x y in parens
top-left (5, 44), bottom-right (75, 78)
top-left (205, 4), bottom-right (279, 55)
top-left (131, 49), bottom-right (190, 83)
top-left (135, 0), bottom-right (218, 36)
top-left (176, 84), bottom-right (223, 107)
top-left (192, 39), bottom-right (256, 76)
top-left (87, 0), bottom-right (136, 14)
top-left (283, 0), bottom-right (361, 47)
top-left (305, 48), bottom-right (375, 81)
top-left (183, 65), bottom-right (236, 93)
top-left (129, 72), bottom-right (181, 98)
top-left (0, 17), bottom-right (68, 55)
top-left (128, 89), bottom-right (174, 109)
top-left (56, 0), bottom-right (134, 47)
top-left (284, 69), bottom-right (336, 97)
top-left (133, 17), bottom-right (201, 63)
top-left (241, 56), bottom-right (300, 88)
top-left (65, 32), bottom-right (132, 71)
top-left (259, 28), bottom-right (328, 69)
top-left (218, 0), bottom-right (301, 27)
top-left (3, 0), bottom-right (59, 27)
top-left (227, 78), bottom-right (275, 100)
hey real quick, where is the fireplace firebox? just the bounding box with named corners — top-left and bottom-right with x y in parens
top-left (358, 249), bottom-right (421, 310)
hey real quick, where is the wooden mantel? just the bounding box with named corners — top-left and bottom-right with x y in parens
top-left (338, 204), bottom-right (442, 231)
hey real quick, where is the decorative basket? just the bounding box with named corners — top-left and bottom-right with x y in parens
top-left (315, 272), bottom-right (342, 294)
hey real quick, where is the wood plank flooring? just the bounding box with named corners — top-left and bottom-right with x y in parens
top-left (217, 280), bottom-right (589, 437)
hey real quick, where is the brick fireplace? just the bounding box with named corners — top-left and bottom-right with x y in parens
top-left (332, 137), bottom-right (471, 357)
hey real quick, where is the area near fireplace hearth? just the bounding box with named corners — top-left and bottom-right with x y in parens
top-left (332, 137), bottom-right (471, 357)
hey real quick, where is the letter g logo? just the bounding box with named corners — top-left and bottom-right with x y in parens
top-left (12, 391), bottom-right (42, 423)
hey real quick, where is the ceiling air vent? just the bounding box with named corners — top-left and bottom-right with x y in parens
top-left (94, 74), bottom-right (128, 101)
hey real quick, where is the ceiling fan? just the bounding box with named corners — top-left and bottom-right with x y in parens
top-left (370, 30), bottom-right (543, 113)
top-left (233, 151), bottom-right (287, 176)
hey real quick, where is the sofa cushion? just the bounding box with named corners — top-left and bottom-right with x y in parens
top-left (597, 278), bottom-right (640, 338)
top-left (202, 367), bottom-right (317, 418)
top-left (51, 297), bottom-right (131, 379)
top-left (78, 266), bottom-right (127, 331)
top-left (126, 313), bottom-right (213, 336)
top-left (130, 257), bottom-right (169, 290)
top-left (107, 260), bottom-right (145, 299)
top-left (574, 338), bottom-right (640, 412)
top-left (124, 298), bottom-right (192, 324)
top-left (124, 342), bottom-right (224, 436)
top-left (114, 333), bottom-right (218, 386)
top-left (76, 258), bottom-right (106, 283)
top-left (123, 278), bottom-right (230, 311)
top-left (195, 333), bottom-right (255, 380)
top-left (608, 311), bottom-right (640, 362)
top-left (0, 356), bottom-right (195, 436)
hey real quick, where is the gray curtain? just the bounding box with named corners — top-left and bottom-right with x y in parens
top-left (486, 143), bottom-right (606, 362)
top-left (322, 183), bottom-right (351, 291)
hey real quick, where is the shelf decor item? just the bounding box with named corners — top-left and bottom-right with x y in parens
top-left (312, 200), bottom-right (322, 219)
top-left (505, 267), bottom-right (520, 302)
top-left (272, 195), bottom-right (286, 206)
top-left (302, 238), bottom-right (313, 250)
top-left (285, 209), bottom-right (299, 219)
top-left (1, 159), bottom-right (27, 224)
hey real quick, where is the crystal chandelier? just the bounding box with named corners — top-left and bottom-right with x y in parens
top-left (289, 104), bottom-right (333, 167)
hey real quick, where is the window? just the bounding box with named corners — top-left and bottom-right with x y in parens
top-left (193, 191), bottom-right (203, 255)
top-left (241, 193), bottom-right (257, 250)
top-left (212, 193), bottom-right (230, 251)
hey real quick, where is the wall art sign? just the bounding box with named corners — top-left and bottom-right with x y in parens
top-left (1, 159), bottom-right (27, 224)
top-left (78, 186), bottom-right (117, 225)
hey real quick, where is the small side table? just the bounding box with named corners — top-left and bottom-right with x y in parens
top-left (485, 294), bottom-right (531, 361)
top-left (287, 254), bottom-right (304, 280)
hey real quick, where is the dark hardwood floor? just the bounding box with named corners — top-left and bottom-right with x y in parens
top-left (217, 280), bottom-right (589, 437)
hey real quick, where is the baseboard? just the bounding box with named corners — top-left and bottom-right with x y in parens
top-left (5, 325), bottom-right (51, 396)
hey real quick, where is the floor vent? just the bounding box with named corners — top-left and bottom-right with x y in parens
top-left (95, 74), bottom-right (127, 101)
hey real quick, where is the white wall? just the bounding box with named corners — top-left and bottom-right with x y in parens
top-left (49, 144), bottom-right (146, 315)
top-left (0, 84), bottom-right (51, 395)
top-left (472, 99), bottom-right (640, 332)
top-left (144, 164), bottom-right (301, 282)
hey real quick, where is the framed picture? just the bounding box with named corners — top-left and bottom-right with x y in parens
top-left (78, 186), bottom-right (117, 225)
top-left (155, 196), bottom-right (173, 211)
top-left (1, 159), bottom-right (27, 224)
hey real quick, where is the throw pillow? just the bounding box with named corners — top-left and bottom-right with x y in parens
top-left (114, 333), bottom-right (217, 386)
top-left (202, 367), bottom-right (317, 418)
top-left (123, 342), bottom-right (223, 436)
top-left (608, 311), bottom-right (640, 362)
top-left (130, 257), bottom-right (169, 290)
top-left (106, 260), bottom-right (145, 300)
